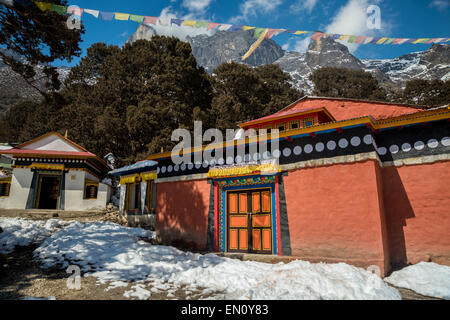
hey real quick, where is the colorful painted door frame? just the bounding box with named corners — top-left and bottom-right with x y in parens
top-left (213, 175), bottom-right (281, 255)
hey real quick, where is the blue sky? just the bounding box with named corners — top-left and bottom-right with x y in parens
top-left (55, 0), bottom-right (450, 66)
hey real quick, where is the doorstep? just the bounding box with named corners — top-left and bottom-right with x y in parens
top-left (214, 252), bottom-right (296, 264)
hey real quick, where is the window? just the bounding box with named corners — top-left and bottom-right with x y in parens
top-left (84, 180), bottom-right (99, 199)
top-left (302, 118), bottom-right (315, 128)
top-left (276, 123), bottom-right (286, 132)
top-left (289, 121), bottom-right (300, 130)
top-left (0, 179), bottom-right (11, 197)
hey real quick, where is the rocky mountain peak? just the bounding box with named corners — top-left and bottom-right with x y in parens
top-left (187, 30), bottom-right (285, 73)
top-left (126, 24), bottom-right (157, 44)
top-left (305, 37), bottom-right (365, 70)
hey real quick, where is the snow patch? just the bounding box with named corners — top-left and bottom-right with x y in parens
top-left (34, 222), bottom-right (400, 300)
top-left (385, 262), bottom-right (450, 300)
top-left (0, 218), bottom-right (70, 254)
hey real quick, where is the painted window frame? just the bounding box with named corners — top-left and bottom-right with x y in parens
top-left (289, 120), bottom-right (300, 130)
top-left (276, 123), bottom-right (287, 132)
top-left (302, 117), bottom-right (315, 128)
top-left (84, 179), bottom-right (99, 200)
top-left (0, 178), bottom-right (11, 198)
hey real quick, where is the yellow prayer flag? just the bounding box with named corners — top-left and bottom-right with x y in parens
top-left (184, 20), bottom-right (197, 27)
top-left (339, 35), bottom-right (350, 41)
top-left (294, 31), bottom-right (309, 35)
top-left (243, 26), bottom-right (256, 31)
top-left (242, 29), bottom-right (269, 61)
top-left (412, 38), bottom-right (429, 44)
top-left (115, 13), bottom-right (130, 21)
top-left (35, 1), bottom-right (51, 11)
top-left (377, 38), bottom-right (388, 44)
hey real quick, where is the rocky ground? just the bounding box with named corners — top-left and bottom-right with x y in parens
top-left (0, 210), bottom-right (441, 300)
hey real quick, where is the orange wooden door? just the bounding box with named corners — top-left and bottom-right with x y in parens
top-left (227, 189), bottom-right (272, 254)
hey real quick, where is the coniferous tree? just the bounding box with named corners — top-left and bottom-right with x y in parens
top-left (402, 79), bottom-right (449, 107)
top-left (311, 67), bottom-right (387, 101)
top-left (0, 0), bottom-right (84, 96)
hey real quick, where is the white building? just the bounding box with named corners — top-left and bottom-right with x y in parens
top-left (0, 132), bottom-right (112, 211)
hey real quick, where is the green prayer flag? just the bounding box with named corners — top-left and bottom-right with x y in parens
top-left (51, 4), bottom-right (67, 15)
top-left (253, 28), bottom-right (266, 39)
top-left (194, 21), bottom-right (209, 28)
top-left (347, 35), bottom-right (357, 43)
top-left (130, 15), bottom-right (144, 23)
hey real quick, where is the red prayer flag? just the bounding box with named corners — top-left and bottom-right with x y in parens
top-left (144, 16), bottom-right (158, 25)
top-left (353, 36), bottom-right (365, 44)
top-left (207, 23), bottom-right (221, 31)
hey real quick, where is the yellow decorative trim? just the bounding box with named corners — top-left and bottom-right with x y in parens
top-left (31, 163), bottom-right (64, 171)
top-left (207, 162), bottom-right (281, 178)
top-left (120, 174), bottom-right (141, 185)
top-left (85, 179), bottom-right (99, 187)
top-left (140, 171), bottom-right (157, 181)
top-left (0, 177), bottom-right (12, 183)
top-left (302, 117), bottom-right (315, 128)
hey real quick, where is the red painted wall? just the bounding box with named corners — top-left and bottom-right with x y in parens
top-left (283, 160), bottom-right (390, 274)
top-left (382, 161), bottom-right (450, 267)
top-left (156, 179), bottom-right (211, 250)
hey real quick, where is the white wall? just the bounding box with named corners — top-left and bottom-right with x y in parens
top-left (22, 134), bottom-right (82, 152)
top-left (0, 168), bottom-right (34, 209)
top-left (0, 168), bottom-right (110, 211)
top-left (64, 170), bottom-right (111, 211)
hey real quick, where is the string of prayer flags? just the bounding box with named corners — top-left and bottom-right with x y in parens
top-left (33, 1), bottom-right (450, 49)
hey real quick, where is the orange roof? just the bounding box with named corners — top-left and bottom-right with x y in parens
top-left (239, 96), bottom-right (427, 127)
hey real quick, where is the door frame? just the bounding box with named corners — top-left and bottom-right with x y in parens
top-left (224, 185), bottom-right (276, 255)
top-left (33, 172), bottom-right (63, 210)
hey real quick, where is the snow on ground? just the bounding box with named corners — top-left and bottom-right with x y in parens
top-left (385, 262), bottom-right (450, 300)
top-left (0, 218), bottom-right (70, 254)
top-left (34, 221), bottom-right (401, 300)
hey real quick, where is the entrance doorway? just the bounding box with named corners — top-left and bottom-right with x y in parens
top-left (35, 175), bottom-right (61, 210)
top-left (227, 188), bottom-right (273, 254)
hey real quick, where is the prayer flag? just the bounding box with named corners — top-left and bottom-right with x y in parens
top-left (384, 38), bottom-right (395, 44)
top-left (115, 13), bottom-right (130, 21)
top-left (85, 9), bottom-right (99, 18)
top-left (230, 25), bottom-right (244, 31)
top-left (253, 28), bottom-right (267, 39)
top-left (184, 20), bottom-right (197, 27)
top-left (338, 35), bottom-right (349, 41)
top-left (130, 15), bottom-right (144, 23)
top-left (144, 16), bottom-right (158, 25)
top-left (35, 2), bottom-right (51, 11)
top-left (171, 19), bottom-right (183, 26)
top-left (243, 26), bottom-right (256, 31)
top-left (376, 37), bottom-right (388, 44)
top-left (99, 11), bottom-right (114, 21)
top-left (370, 37), bottom-right (381, 44)
top-left (347, 35), bottom-right (357, 43)
top-left (363, 37), bottom-right (374, 44)
top-left (413, 38), bottom-right (430, 44)
top-left (353, 36), bottom-right (366, 44)
top-left (242, 29), bottom-right (269, 61)
top-left (50, 4), bottom-right (66, 15)
top-left (67, 6), bottom-right (83, 16)
top-left (294, 31), bottom-right (309, 35)
top-left (195, 21), bottom-right (209, 28)
top-left (207, 23), bottom-right (221, 31)
top-left (218, 24), bottom-right (232, 31)
top-left (265, 29), bottom-right (284, 39)
top-left (158, 17), bottom-right (170, 26)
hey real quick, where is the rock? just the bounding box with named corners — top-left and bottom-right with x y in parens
top-left (52, 213), bottom-right (59, 218)
top-left (0, 226), bottom-right (3, 233)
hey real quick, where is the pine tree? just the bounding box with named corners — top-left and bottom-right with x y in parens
top-left (0, 0), bottom-right (84, 96)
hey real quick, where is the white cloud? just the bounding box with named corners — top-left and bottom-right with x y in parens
top-left (150, 7), bottom-right (215, 41)
top-left (290, 0), bottom-right (319, 14)
top-left (182, 0), bottom-right (214, 14)
top-left (429, 0), bottom-right (450, 10)
top-left (325, 0), bottom-right (382, 53)
top-left (282, 37), bottom-right (312, 52)
top-left (230, 0), bottom-right (283, 23)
